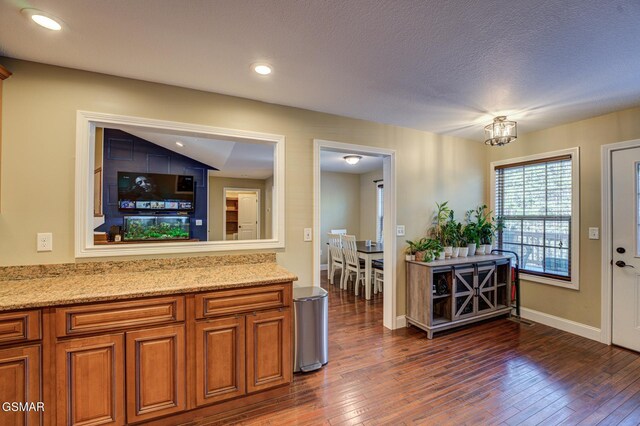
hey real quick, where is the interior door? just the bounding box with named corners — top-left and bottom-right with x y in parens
top-left (238, 192), bottom-right (258, 240)
top-left (612, 147), bottom-right (640, 352)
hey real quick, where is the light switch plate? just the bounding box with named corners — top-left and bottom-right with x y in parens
top-left (304, 228), bottom-right (312, 241)
top-left (588, 227), bottom-right (599, 240)
top-left (396, 225), bottom-right (405, 237)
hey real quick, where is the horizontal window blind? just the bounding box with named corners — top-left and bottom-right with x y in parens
top-left (495, 156), bottom-right (572, 280)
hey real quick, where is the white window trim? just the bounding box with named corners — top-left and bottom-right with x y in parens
top-left (490, 147), bottom-right (580, 290)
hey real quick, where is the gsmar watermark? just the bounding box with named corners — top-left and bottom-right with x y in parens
top-left (2, 402), bottom-right (45, 412)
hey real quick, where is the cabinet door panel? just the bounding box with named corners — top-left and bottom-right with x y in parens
top-left (0, 345), bottom-right (41, 426)
top-left (56, 335), bottom-right (124, 426)
top-left (246, 309), bottom-right (291, 393)
top-left (126, 325), bottom-right (185, 423)
top-left (195, 317), bottom-right (245, 406)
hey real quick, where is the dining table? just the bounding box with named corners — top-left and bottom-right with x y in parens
top-left (356, 241), bottom-right (384, 300)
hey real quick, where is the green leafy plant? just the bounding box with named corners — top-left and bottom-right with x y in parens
top-left (472, 204), bottom-right (502, 245)
top-left (415, 238), bottom-right (443, 262)
top-left (430, 201), bottom-right (451, 246)
top-left (463, 210), bottom-right (481, 246)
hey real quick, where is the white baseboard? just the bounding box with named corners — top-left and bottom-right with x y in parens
top-left (320, 264), bottom-right (328, 271)
top-left (520, 307), bottom-right (602, 342)
top-left (395, 315), bottom-right (406, 328)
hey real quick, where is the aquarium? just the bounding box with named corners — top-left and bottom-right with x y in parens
top-left (123, 215), bottom-right (190, 241)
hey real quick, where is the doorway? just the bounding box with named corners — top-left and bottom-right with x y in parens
top-left (603, 139), bottom-right (640, 352)
top-left (223, 188), bottom-right (260, 240)
top-left (313, 139), bottom-right (397, 330)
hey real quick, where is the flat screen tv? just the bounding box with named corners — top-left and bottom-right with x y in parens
top-left (117, 172), bottom-right (195, 212)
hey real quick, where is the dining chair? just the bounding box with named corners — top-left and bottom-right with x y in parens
top-left (330, 229), bottom-right (347, 235)
top-left (372, 259), bottom-right (384, 295)
top-left (327, 233), bottom-right (345, 286)
top-left (340, 234), bottom-right (367, 296)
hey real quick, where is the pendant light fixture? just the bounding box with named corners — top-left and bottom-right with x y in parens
top-left (484, 116), bottom-right (517, 146)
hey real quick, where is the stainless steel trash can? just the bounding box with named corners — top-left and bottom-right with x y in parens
top-left (293, 286), bottom-right (328, 373)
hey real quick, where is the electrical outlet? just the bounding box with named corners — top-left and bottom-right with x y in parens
top-left (37, 233), bottom-right (53, 252)
top-left (303, 228), bottom-right (312, 242)
top-left (588, 227), bottom-right (599, 240)
top-left (396, 225), bottom-right (405, 237)
top-left (195, 219), bottom-right (203, 226)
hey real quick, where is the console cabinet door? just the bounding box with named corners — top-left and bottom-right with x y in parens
top-left (246, 309), bottom-right (292, 393)
top-left (56, 335), bottom-right (125, 426)
top-left (195, 317), bottom-right (245, 406)
top-left (0, 345), bottom-right (41, 426)
top-left (125, 324), bottom-right (186, 423)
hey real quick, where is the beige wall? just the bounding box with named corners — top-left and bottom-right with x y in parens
top-left (320, 172), bottom-right (360, 265)
top-left (486, 106), bottom-right (640, 328)
top-left (0, 58), bottom-right (486, 316)
top-left (208, 176), bottom-right (267, 241)
top-left (359, 169), bottom-right (383, 241)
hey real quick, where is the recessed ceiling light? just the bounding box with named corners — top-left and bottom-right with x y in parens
top-left (21, 9), bottom-right (63, 31)
top-left (252, 63), bottom-right (272, 76)
top-left (175, 141), bottom-right (184, 147)
top-left (344, 155), bottom-right (363, 165)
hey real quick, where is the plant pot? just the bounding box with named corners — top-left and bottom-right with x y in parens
top-left (405, 254), bottom-right (415, 261)
top-left (438, 251), bottom-right (446, 260)
top-left (451, 247), bottom-right (460, 258)
top-left (467, 243), bottom-right (476, 256)
top-left (475, 245), bottom-right (485, 255)
top-left (414, 251), bottom-right (426, 262)
top-left (444, 246), bottom-right (453, 258)
top-left (483, 243), bottom-right (492, 254)
top-left (459, 247), bottom-right (469, 257)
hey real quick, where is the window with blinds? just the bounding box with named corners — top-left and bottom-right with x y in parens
top-left (495, 155), bottom-right (573, 280)
top-left (376, 183), bottom-right (384, 243)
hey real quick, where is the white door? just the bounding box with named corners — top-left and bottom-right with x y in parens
top-left (238, 193), bottom-right (258, 240)
top-left (612, 147), bottom-right (640, 352)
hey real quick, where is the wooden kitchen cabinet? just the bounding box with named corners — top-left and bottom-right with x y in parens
top-left (195, 316), bottom-right (245, 406)
top-left (0, 345), bottom-right (41, 426)
top-left (246, 309), bottom-right (292, 393)
top-left (125, 324), bottom-right (186, 423)
top-left (56, 334), bottom-right (125, 426)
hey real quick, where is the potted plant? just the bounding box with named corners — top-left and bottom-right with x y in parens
top-left (417, 238), bottom-right (444, 262)
top-left (442, 210), bottom-right (461, 258)
top-left (430, 202), bottom-right (451, 256)
top-left (458, 227), bottom-right (469, 257)
top-left (473, 204), bottom-right (502, 254)
top-left (404, 239), bottom-right (419, 261)
top-left (463, 210), bottom-right (480, 256)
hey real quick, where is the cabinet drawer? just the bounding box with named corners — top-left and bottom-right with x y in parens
top-left (56, 296), bottom-right (185, 337)
top-left (0, 310), bottom-right (41, 344)
top-left (196, 284), bottom-right (291, 319)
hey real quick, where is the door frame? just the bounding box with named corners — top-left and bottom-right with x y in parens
top-left (313, 139), bottom-right (398, 330)
top-left (222, 187), bottom-right (261, 240)
top-left (600, 138), bottom-right (640, 345)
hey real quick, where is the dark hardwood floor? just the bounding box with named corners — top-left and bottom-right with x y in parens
top-left (188, 272), bottom-right (640, 425)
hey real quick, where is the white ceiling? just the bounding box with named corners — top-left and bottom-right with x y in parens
top-left (320, 150), bottom-right (383, 174)
top-left (2, 1), bottom-right (640, 140)
top-left (110, 125), bottom-right (274, 179)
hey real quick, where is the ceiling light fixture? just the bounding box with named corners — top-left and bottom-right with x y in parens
top-left (21, 8), bottom-right (63, 31)
top-left (343, 155), bottom-right (362, 165)
top-left (175, 141), bottom-right (184, 147)
top-left (252, 63), bottom-right (272, 75)
top-left (484, 116), bottom-right (517, 146)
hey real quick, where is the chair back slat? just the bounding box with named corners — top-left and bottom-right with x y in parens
top-left (341, 235), bottom-right (359, 266)
top-left (328, 233), bottom-right (344, 262)
top-left (331, 229), bottom-right (347, 235)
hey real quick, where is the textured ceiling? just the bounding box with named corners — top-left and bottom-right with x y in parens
top-left (1, 0), bottom-right (639, 140)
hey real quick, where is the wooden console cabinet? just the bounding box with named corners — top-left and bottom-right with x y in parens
top-left (0, 282), bottom-right (293, 425)
top-left (406, 255), bottom-right (512, 338)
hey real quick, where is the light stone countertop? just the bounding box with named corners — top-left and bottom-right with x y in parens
top-left (0, 255), bottom-right (298, 311)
